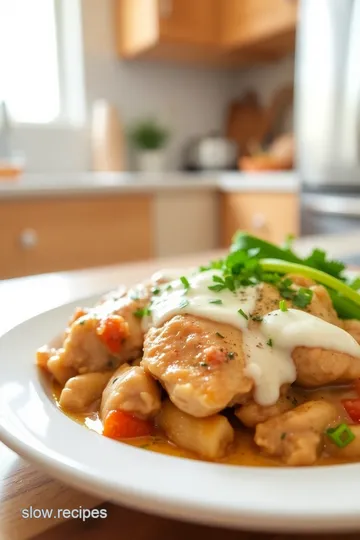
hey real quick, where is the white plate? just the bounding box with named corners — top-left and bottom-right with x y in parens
top-left (0, 296), bottom-right (360, 533)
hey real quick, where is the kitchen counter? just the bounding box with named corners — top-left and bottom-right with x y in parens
top-left (0, 171), bottom-right (298, 199)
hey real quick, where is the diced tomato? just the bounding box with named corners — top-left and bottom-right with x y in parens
top-left (96, 315), bottom-right (130, 354)
top-left (103, 410), bottom-right (152, 439)
top-left (342, 399), bottom-right (360, 423)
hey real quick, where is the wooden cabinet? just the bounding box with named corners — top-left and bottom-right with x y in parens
top-left (0, 195), bottom-right (153, 279)
top-left (221, 0), bottom-right (298, 55)
top-left (115, 0), bottom-right (298, 66)
top-left (158, 0), bottom-right (218, 45)
top-left (220, 192), bottom-right (299, 247)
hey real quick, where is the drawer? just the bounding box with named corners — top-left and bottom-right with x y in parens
top-left (220, 192), bottom-right (299, 247)
top-left (0, 195), bottom-right (153, 279)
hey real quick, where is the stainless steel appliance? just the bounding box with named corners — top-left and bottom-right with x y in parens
top-left (296, 0), bottom-right (360, 235)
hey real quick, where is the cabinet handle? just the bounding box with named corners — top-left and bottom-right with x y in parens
top-left (159, 0), bottom-right (172, 19)
top-left (19, 228), bottom-right (38, 249)
top-left (252, 213), bottom-right (267, 230)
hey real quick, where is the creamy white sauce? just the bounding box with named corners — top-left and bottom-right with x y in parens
top-left (150, 269), bottom-right (258, 331)
top-left (243, 330), bottom-right (296, 406)
top-left (144, 268), bottom-right (360, 407)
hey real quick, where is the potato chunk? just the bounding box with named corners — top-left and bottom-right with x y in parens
top-left (158, 400), bottom-right (234, 460)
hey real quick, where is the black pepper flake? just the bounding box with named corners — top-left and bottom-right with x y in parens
top-left (200, 362), bottom-right (208, 367)
top-left (112, 377), bottom-right (119, 385)
top-left (227, 352), bottom-right (235, 359)
top-left (281, 432), bottom-right (287, 440)
top-left (216, 332), bottom-right (225, 339)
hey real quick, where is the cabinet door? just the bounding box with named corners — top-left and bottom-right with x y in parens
top-left (158, 0), bottom-right (218, 45)
top-left (220, 192), bottom-right (299, 247)
top-left (0, 195), bottom-right (153, 279)
top-left (222, 0), bottom-right (298, 48)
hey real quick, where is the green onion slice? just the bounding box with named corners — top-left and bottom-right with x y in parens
top-left (326, 423), bottom-right (355, 448)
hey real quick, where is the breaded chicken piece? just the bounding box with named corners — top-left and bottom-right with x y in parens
top-left (255, 401), bottom-right (337, 465)
top-left (142, 315), bottom-right (253, 418)
top-left (101, 364), bottom-right (161, 420)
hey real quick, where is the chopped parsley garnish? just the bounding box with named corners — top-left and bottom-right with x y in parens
top-left (209, 299), bottom-right (223, 305)
top-left (267, 338), bottom-right (273, 347)
top-left (166, 284), bottom-right (173, 291)
top-left (227, 352), bottom-right (235, 359)
top-left (151, 286), bottom-right (161, 295)
top-left (180, 276), bottom-right (190, 289)
top-left (251, 315), bottom-right (263, 322)
top-left (281, 432), bottom-right (287, 440)
top-left (133, 306), bottom-right (151, 318)
top-left (292, 287), bottom-right (313, 308)
top-left (179, 299), bottom-right (189, 309)
top-left (216, 332), bottom-right (225, 338)
top-left (279, 299), bottom-right (288, 312)
top-left (208, 284), bottom-right (225, 292)
top-left (238, 308), bottom-right (248, 320)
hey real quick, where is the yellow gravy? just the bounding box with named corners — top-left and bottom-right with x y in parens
top-left (52, 379), bottom-right (360, 467)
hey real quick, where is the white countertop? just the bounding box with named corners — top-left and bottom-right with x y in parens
top-left (0, 171), bottom-right (299, 199)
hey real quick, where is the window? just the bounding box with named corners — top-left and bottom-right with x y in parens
top-left (0, 0), bottom-right (85, 125)
top-left (0, 0), bottom-right (60, 123)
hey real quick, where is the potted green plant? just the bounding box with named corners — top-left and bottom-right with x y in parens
top-left (129, 118), bottom-right (169, 172)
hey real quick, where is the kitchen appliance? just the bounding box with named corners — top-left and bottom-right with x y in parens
top-left (296, 0), bottom-right (360, 235)
top-left (183, 133), bottom-right (238, 171)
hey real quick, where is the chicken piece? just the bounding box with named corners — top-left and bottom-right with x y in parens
top-left (59, 372), bottom-right (112, 413)
top-left (293, 347), bottom-right (360, 387)
top-left (250, 281), bottom-right (340, 326)
top-left (235, 387), bottom-right (300, 428)
top-left (101, 364), bottom-right (161, 420)
top-left (45, 284), bottom-right (151, 377)
top-left (327, 425), bottom-right (360, 459)
top-left (343, 320), bottom-right (360, 344)
top-left (158, 399), bottom-right (234, 460)
top-left (255, 401), bottom-right (337, 466)
top-left (142, 315), bottom-right (253, 418)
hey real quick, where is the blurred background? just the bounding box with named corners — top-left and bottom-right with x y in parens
top-left (0, 0), bottom-right (359, 279)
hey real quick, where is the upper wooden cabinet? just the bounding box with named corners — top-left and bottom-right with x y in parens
top-left (158, 0), bottom-right (218, 45)
top-left (221, 0), bottom-right (298, 53)
top-left (115, 0), bottom-right (298, 66)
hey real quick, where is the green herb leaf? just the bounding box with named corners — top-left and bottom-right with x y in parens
top-left (133, 306), bottom-right (151, 318)
top-left (279, 299), bottom-right (288, 312)
top-left (166, 284), bottom-right (173, 291)
top-left (209, 299), bottom-right (223, 305)
top-left (267, 338), bottom-right (273, 347)
top-left (238, 308), bottom-right (248, 320)
top-left (281, 432), bottom-right (287, 440)
top-left (251, 315), bottom-right (263, 322)
top-left (293, 287), bottom-right (313, 308)
top-left (180, 276), bottom-right (190, 289)
top-left (208, 284), bottom-right (225, 292)
top-left (151, 286), bottom-right (160, 295)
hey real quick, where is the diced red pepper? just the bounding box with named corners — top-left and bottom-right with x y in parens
top-left (342, 399), bottom-right (360, 423)
top-left (103, 410), bottom-right (152, 439)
